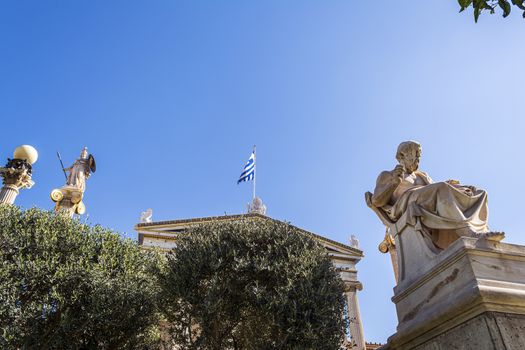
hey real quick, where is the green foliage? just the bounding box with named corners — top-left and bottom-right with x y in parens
top-left (458, 0), bottom-right (525, 21)
top-left (0, 206), bottom-right (161, 350)
top-left (159, 218), bottom-right (347, 350)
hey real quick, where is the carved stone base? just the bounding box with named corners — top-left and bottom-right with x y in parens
top-left (382, 237), bottom-right (525, 350)
top-left (421, 312), bottom-right (523, 349)
top-left (382, 312), bottom-right (525, 350)
top-left (50, 187), bottom-right (85, 216)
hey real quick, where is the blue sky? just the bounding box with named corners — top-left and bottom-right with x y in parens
top-left (1, 0), bottom-right (524, 343)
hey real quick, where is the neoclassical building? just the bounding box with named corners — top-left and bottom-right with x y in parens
top-left (135, 212), bottom-right (367, 349)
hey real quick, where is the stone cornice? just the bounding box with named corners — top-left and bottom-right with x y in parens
top-left (135, 213), bottom-right (363, 257)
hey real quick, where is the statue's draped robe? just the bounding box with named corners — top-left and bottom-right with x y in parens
top-left (65, 159), bottom-right (90, 193)
top-left (383, 171), bottom-right (489, 233)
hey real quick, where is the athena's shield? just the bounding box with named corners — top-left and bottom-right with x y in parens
top-left (88, 154), bottom-right (96, 173)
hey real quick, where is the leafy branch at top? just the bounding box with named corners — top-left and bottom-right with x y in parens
top-left (458, 0), bottom-right (525, 22)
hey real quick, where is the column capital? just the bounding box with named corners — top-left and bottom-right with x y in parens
top-left (0, 158), bottom-right (34, 190)
top-left (344, 281), bottom-right (363, 292)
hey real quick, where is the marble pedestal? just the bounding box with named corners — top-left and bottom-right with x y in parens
top-left (383, 237), bottom-right (525, 350)
top-left (50, 186), bottom-right (86, 216)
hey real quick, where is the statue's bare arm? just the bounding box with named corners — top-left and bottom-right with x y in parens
top-left (371, 165), bottom-right (404, 208)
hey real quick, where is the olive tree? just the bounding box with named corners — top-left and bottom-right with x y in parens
top-left (0, 206), bottom-right (161, 350)
top-left (159, 217), bottom-right (347, 350)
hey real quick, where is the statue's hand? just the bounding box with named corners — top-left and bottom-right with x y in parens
top-left (459, 185), bottom-right (477, 196)
top-left (392, 164), bottom-right (405, 184)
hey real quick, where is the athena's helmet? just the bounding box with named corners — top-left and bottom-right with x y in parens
top-left (80, 147), bottom-right (88, 159)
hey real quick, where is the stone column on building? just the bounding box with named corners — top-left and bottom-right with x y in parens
top-left (345, 281), bottom-right (366, 350)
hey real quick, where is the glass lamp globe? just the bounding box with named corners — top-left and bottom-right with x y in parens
top-left (13, 145), bottom-right (38, 165)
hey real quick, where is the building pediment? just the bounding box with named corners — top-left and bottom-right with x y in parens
top-left (135, 213), bottom-right (362, 260)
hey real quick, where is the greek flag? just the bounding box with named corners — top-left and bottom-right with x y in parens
top-left (237, 151), bottom-right (255, 184)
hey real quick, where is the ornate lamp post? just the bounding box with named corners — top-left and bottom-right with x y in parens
top-left (0, 145), bottom-right (38, 204)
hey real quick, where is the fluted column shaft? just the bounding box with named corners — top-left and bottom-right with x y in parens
top-left (0, 185), bottom-right (19, 204)
top-left (345, 285), bottom-right (366, 350)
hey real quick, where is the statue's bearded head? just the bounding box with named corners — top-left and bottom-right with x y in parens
top-left (396, 141), bottom-right (421, 173)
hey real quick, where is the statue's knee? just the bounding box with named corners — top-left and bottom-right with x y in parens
top-left (435, 182), bottom-right (449, 190)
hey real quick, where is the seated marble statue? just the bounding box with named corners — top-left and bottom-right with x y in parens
top-left (372, 141), bottom-right (503, 249)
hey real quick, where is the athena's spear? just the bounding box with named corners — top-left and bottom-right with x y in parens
top-left (56, 151), bottom-right (68, 181)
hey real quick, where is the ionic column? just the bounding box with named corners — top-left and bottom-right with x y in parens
top-left (50, 188), bottom-right (86, 217)
top-left (345, 282), bottom-right (366, 350)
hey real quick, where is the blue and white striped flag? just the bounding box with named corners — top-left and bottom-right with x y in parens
top-left (237, 151), bottom-right (255, 184)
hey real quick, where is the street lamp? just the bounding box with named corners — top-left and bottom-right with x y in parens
top-left (0, 145), bottom-right (38, 204)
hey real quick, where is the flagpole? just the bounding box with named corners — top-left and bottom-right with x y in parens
top-left (253, 145), bottom-right (256, 200)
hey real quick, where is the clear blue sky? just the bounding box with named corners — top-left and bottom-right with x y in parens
top-left (1, 0), bottom-right (524, 343)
